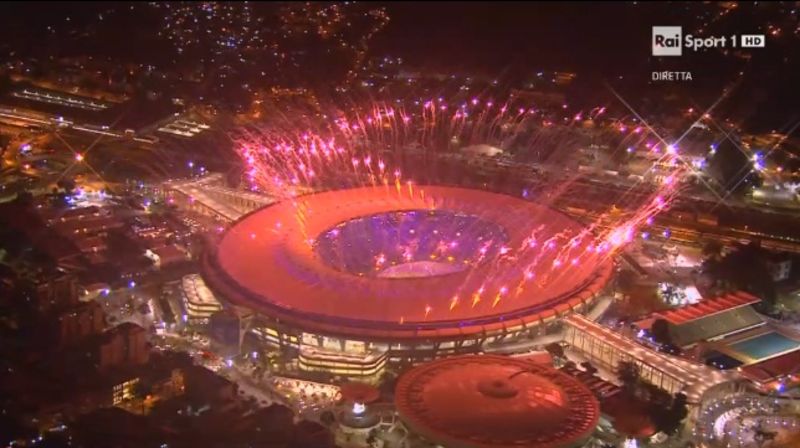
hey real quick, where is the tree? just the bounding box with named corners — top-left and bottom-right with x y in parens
top-left (702, 242), bottom-right (776, 309)
top-left (14, 191), bottom-right (33, 205)
top-left (649, 405), bottom-right (688, 435)
top-left (672, 392), bottom-right (687, 409)
top-left (133, 380), bottom-right (152, 399)
top-left (616, 269), bottom-right (638, 295)
top-left (366, 429), bottom-right (378, 447)
top-left (617, 361), bottom-right (641, 393)
top-left (753, 421), bottom-right (778, 448)
top-left (650, 318), bottom-right (673, 346)
top-left (132, 379), bottom-right (154, 414)
top-left (56, 178), bottom-right (76, 195)
top-left (580, 361), bottom-right (598, 376)
top-left (319, 410), bottom-right (336, 426)
top-left (0, 133), bottom-right (10, 151)
top-left (716, 243), bottom-right (777, 311)
top-left (545, 342), bottom-right (565, 360)
top-left (707, 138), bottom-right (762, 194)
top-left (668, 392), bottom-right (689, 429)
top-left (701, 240), bottom-right (724, 260)
top-left (650, 392), bottom-right (689, 435)
top-left (378, 371), bottom-right (398, 398)
top-left (701, 257), bottom-right (723, 286)
top-left (107, 230), bottom-right (148, 272)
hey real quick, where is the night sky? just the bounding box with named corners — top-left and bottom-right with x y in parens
top-left (1, 2), bottom-right (797, 130)
top-left (375, 2), bottom-right (649, 74)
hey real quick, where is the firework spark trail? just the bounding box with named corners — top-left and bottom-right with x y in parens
top-left (234, 99), bottom-right (690, 317)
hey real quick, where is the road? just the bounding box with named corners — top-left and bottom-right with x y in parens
top-left (0, 106), bottom-right (157, 144)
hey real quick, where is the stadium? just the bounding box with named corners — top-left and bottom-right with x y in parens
top-left (202, 185), bottom-right (614, 377)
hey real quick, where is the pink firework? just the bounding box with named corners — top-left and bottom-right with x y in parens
top-left (232, 99), bottom-right (689, 315)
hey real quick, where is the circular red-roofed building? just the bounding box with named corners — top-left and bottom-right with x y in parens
top-left (394, 355), bottom-right (600, 448)
top-left (202, 186), bottom-right (613, 376)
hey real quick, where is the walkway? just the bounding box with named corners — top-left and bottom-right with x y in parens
top-left (163, 174), bottom-right (275, 222)
top-left (563, 313), bottom-right (737, 403)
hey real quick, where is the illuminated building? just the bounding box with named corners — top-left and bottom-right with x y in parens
top-left (766, 253), bottom-right (793, 282)
top-left (203, 186), bottom-right (613, 376)
top-left (181, 274), bottom-right (223, 322)
top-left (633, 291), bottom-right (765, 351)
top-left (112, 378), bottom-right (140, 406)
top-left (144, 245), bottom-right (190, 269)
top-left (298, 347), bottom-right (388, 378)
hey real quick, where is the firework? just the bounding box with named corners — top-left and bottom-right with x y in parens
top-left (229, 97), bottom-right (689, 319)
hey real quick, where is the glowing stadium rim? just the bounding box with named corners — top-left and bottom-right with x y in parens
top-left (202, 185), bottom-right (614, 340)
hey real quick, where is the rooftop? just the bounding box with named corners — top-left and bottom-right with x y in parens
top-left (741, 349), bottom-right (800, 384)
top-left (395, 355), bottom-right (599, 448)
top-left (657, 291), bottom-right (761, 325)
top-left (633, 292), bottom-right (766, 348)
top-left (669, 306), bottom-right (766, 348)
top-left (204, 185), bottom-right (613, 341)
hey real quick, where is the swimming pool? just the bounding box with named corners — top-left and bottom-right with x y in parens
top-left (729, 332), bottom-right (800, 361)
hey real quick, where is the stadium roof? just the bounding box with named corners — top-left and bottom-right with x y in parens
top-left (669, 306), bottom-right (766, 348)
top-left (394, 355), bottom-right (599, 448)
top-left (741, 350), bottom-right (800, 384)
top-left (204, 186), bottom-right (613, 341)
top-left (637, 291), bottom-right (765, 348)
top-left (659, 291), bottom-right (761, 325)
top-left (635, 291), bottom-right (765, 348)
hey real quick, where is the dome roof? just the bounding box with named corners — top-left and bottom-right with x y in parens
top-left (395, 355), bottom-right (600, 448)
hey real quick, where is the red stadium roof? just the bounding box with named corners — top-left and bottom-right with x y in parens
top-left (203, 186), bottom-right (613, 341)
top-left (394, 355), bottom-right (599, 448)
top-left (658, 291), bottom-right (760, 325)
